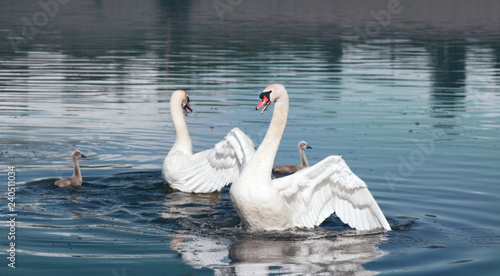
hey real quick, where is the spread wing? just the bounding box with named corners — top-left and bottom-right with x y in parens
top-left (175, 128), bottom-right (256, 193)
top-left (272, 156), bottom-right (391, 231)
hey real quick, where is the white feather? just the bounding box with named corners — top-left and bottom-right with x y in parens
top-left (162, 90), bottom-right (255, 193)
top-left (272, 156), bottom-right (392, 231)
top-left (230, 84), bottom-right (390, 231)
top-left (163, 127), bottom-right (255, 193)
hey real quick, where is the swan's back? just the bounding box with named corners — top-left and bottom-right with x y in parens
top-left (272, 141), bottom-right (311, 175)
top-left (54, 177), bottom-right (82, 188)
top-left (163, 128), bottom-right (256, 193)
top-left (272, 164), bottom-right (305, 175)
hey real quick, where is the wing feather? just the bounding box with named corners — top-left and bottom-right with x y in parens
top-left (173, 128), bottom-right (255, 193)
top-left (273, 155), bottom-right (391, 231)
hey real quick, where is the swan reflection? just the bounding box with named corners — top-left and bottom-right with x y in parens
top-left (171, 233), bottom-right (385, 275)
top-left (161, 191), bottom-right (386, 275)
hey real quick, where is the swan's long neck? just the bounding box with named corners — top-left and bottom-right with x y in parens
top-left (72, 156), bottom-right (81, 179)
top-left (170, 98), bottom-right (192, 155)
top-left (299, 148), bottom-right (309, 167)
top-left (253, 93), bottom-right (289, 176)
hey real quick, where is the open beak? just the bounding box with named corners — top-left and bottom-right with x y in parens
top-left (183, 98), bottom-right (193, 116)
top-left (256, 91), bottom-right (272, 114)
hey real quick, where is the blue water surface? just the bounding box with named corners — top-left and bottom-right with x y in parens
top-left (1, 1), bottom-right (499, 275)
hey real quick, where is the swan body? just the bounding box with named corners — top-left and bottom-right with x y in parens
top-left (230, 84), bottom-right (391, 231)
top-left (54, 150), bottom-right (86, 188)
top-left (273, 141), bottom-right (312, 174)
top-left (162, 90), bottom-right (256, 193)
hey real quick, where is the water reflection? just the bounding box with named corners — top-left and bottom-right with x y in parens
top-left (171, 233), bottom-right (385, 275)
top-left (428, 40), bottom-right (467, 117)
top-left (161, 191), bottom-right (385, 275)
top-left (494, 43), bottom-right (500, 79)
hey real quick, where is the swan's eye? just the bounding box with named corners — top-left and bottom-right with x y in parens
top-left (259, 91), bottom-right (272, 100)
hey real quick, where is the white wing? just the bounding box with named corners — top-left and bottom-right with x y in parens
top-left (273, 156), bottom-right (391, 231)
top-left (174, 128), bottom-right (256, 193)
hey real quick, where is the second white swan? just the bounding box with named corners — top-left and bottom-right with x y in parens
top-left (230, 84), bottom-right (391, 231)
top-left (162, 90), bottom-right (256, 193)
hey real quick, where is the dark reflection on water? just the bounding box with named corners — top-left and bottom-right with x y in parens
top-left (428, 39), bottom-right (467, 116)
top-left (1, 0), bottom-right (500, 275)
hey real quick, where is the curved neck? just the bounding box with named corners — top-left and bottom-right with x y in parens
top-left (299, 148), bottom-right (308, 167)
top-left (253, 93), bottom-right (289, 176)
top-left (170, 99), bottom-right (192, 155)
top-left (72, 157), bottom-right (81, 179)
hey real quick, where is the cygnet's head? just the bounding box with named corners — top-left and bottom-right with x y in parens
top-left (72, 150), bottom-right (86, 159)
top-left (298, 141), bottom-right (312, 150)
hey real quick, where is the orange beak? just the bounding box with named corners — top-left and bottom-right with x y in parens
top-left (183, 102), bottom-right (193, 116)
top-left (256, 91), bottom-right (272, 114)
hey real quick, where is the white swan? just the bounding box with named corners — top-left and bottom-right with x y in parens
top-left (230, 84), bottom-right (391, 231)
top-left (162, 90), bottom-right (256, 193)
top-left (54, 150), bottom-right (86, 188)
top-left (273, 141), bottom-right (312, 174)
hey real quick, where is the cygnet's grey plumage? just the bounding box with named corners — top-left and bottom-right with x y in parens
top-left (54, 150), bottom-right (86, 188)
top-left (272, 141), bottom-right (312, 174)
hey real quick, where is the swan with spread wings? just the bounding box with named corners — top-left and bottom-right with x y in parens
top-left (230, 84), bottom-right (391, 231)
